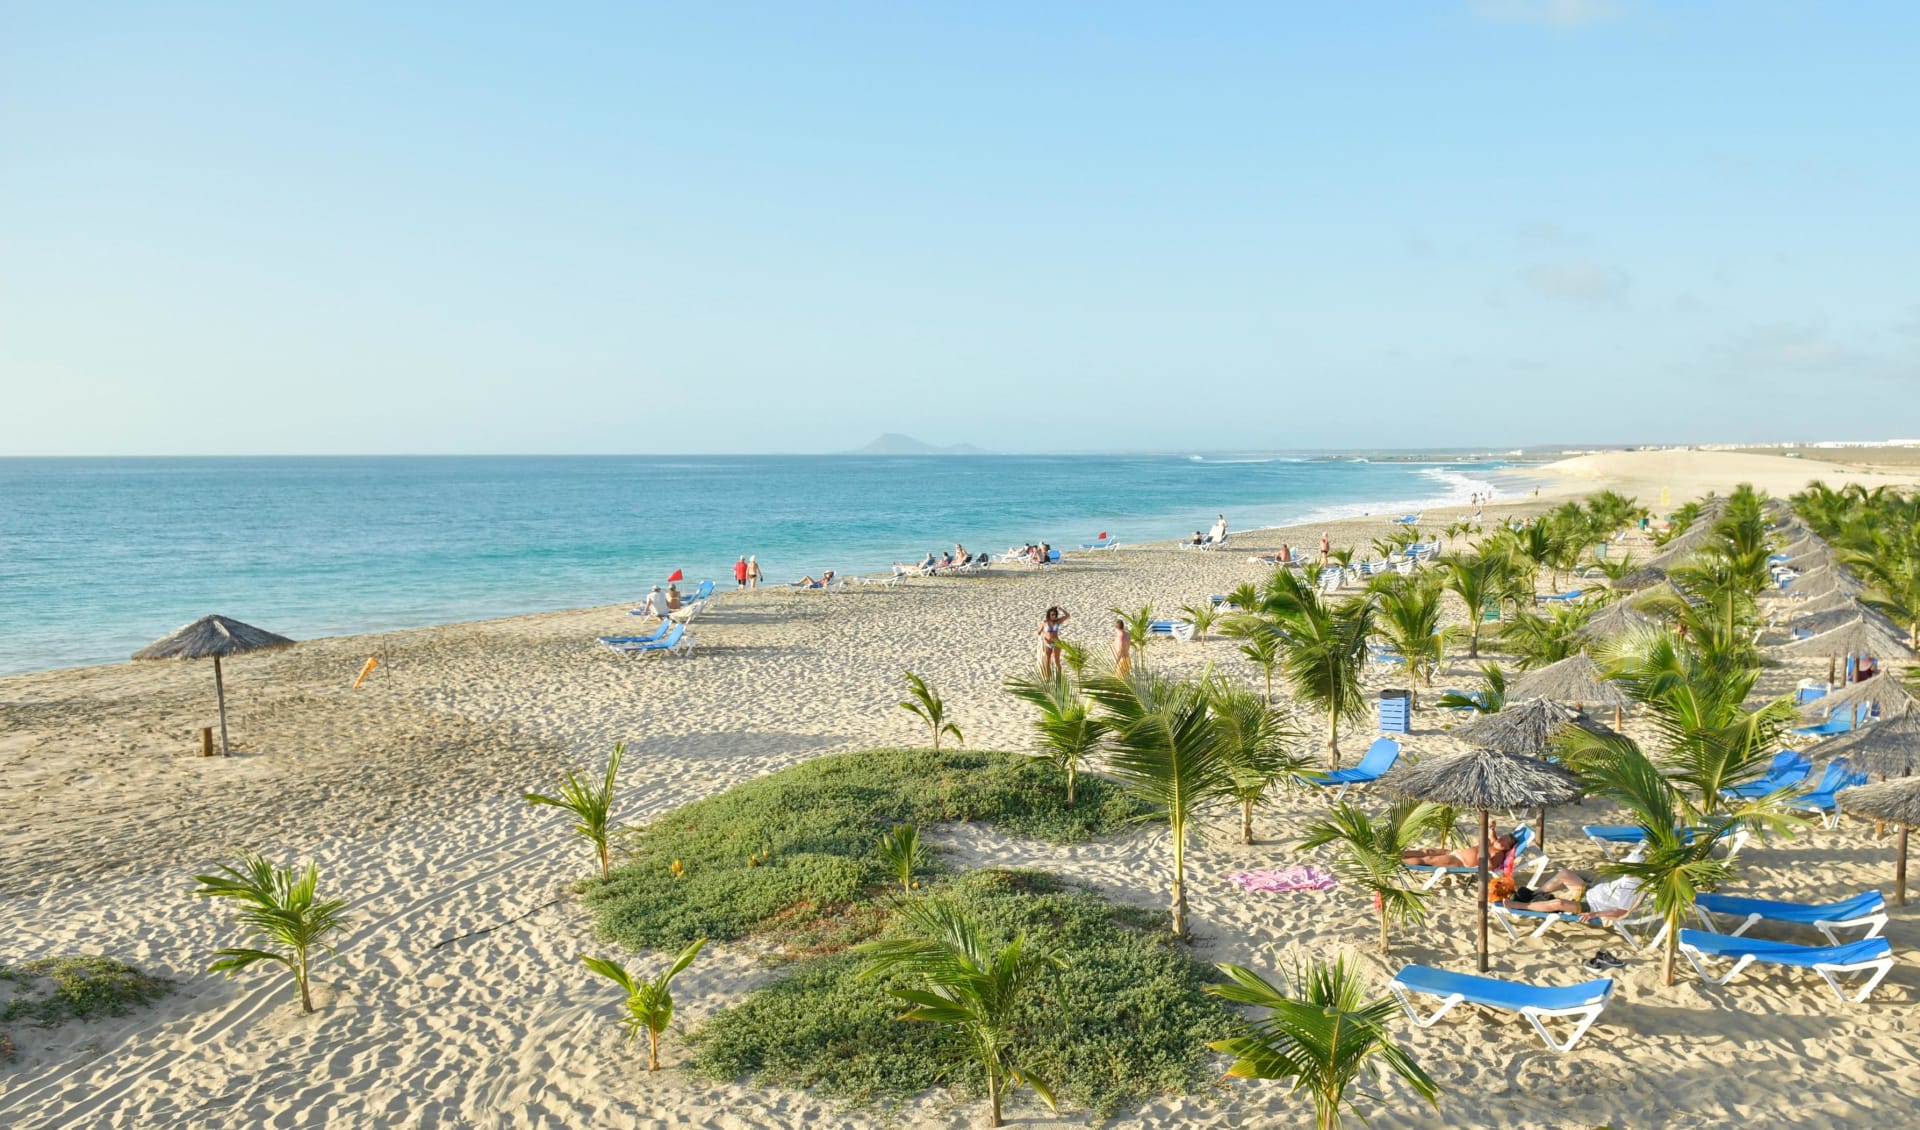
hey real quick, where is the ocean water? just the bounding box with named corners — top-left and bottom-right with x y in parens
top-left (0, 454), bottom-right (1513, 675)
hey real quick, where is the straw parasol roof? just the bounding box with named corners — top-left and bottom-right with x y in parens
top-left (1817, 704), bottom-right (1920, 778)
top-left (1508, 654), bottom-right (1633, 710)
top-left (1795, 674), bottom-right (1918, 721)
top-left (1612, 565), bottom-right (1667, 591)
top-left (1838, 776), bottom-right (1920, 827)
top-left (133, 615), bottom-right (294, 756)
top-left (132, 615), bottom-right (294, 660)
top-left (1576, 600), bottom-right (1653, 642)
top-left (1382, 746), bottom-right (1585, 811)
top-left (1788, 603), bottom-right (1901, 637)
top-left (1837, 776), bottom-right (1920, 905)
top-left (1775, 615), bottom-right (1912, 659)
top-left (1769, 589), bottom-right (1861, 619)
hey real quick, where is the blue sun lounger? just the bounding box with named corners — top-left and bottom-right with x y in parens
top-left (1147, 620), bottom-right (1196, 643)
top-left (598, 621), bottom-right (673, 650)
top-left (1388, 965), bottom-right (1614, 1053)
top-left (1295, 738), bottom-right (1400, 801)
top-left (1537, 589), bottom-right (1585, 604)
top-left (1720, 750), bottom-right (1812, 800)
top-left (1788, 760), bottom-right (1869, 828)
top-left (607, 622), bottom-right (693, 657)
top-left (1693, 891), bottom-right (1887, 945)
top-left (1676, 929), bottom-right (1895, 1002)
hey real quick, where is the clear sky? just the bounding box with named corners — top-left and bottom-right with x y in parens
top-left (3, 2), bottom-right (1916, 455)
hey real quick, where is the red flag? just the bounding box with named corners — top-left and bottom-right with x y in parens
top-left (667, 568), bottom-right (684, 582)
top-left (1098, 531), bottom-right (1108, 540)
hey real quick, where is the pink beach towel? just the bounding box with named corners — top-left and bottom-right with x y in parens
top-left (1228, 866), bottom-right (1338, 893)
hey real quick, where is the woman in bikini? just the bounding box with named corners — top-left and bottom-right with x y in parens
top-left (1038, 606), bottom-right (1070, 677)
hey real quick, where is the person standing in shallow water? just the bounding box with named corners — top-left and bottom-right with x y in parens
top-left (1038, 606), bottom-right (1070, 678)
top-left (1112, 616), bottom-right (1132, 677)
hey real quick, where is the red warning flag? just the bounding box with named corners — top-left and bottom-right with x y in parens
top-left (667, 568), bottom-right (684, 582)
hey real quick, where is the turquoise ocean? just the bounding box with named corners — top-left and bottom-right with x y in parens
top-left (0, 454), bottom-right (1518, 675)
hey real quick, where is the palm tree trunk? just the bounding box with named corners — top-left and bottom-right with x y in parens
top-left (1661, 925), bottom-right (1677, 987)
top-left (1066, 764), bottom-right (1076, 807)
top-left (988, 1067), bottom-right (1003, 1127)
top-left (297, 957), bottom-right (314, 1013)
top-left (598, 841), bottom-right (610, 881)
top-left (648, 1028), bottom-right (661, 1071)
top-left (1171, 827), bottom-right (1188, 937)
top-left (1326, 709), bottom-right (1341, 771)
top-left (1242, 798), bottom-right (1254, 845)
top-left (1378, 902), bottom-right (1390, 955)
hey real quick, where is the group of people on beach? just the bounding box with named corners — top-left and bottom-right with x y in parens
top-left (732, 556), bottom-right (763, 589)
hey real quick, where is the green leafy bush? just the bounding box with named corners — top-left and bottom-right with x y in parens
top-left (690, 870), bottom-right (1232, 1119)
top-left (0, 956), bottom-right (171, 1027)
top-left (586, 749), bottom-right (1139, 951)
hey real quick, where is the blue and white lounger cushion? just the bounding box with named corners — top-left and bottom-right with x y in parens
top-left (1692, 891), bottom-right (1887, 945)
top-left (1676, 929), bottom-right (1895, 1003)
top-left (1388, 965), bottom-right (1614, 1053)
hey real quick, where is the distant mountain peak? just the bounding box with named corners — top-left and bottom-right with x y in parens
top-left (854, 433), bottom-right (989, 456)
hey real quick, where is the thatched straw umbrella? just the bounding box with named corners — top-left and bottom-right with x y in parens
top-left (1787, 603), bottom-right (1900, 638)
top-left (1775, 615), bottom-right (1912, 663)
top-left (1575, 600), bottom-right (1653, 643)
top-left (1612, 565), bottom-right (1667, 592)
top-left (1453, 698), bottom-right (1616, 847)
top-left (1769, 588), bottom-right (1860, 619)
top-left (1837, 777), bottom-right (1920, 906)
top-left (1818, 703), bottom-right (1920, 778)
top-left (1382, 748), bottom-right (1584, 971)
top-left (1795, 674), bottom-right (1918, 723)
top-left (132, 615), bottom-right (294, 756)
top-left (1509, 654), bottom-right (1633, 724)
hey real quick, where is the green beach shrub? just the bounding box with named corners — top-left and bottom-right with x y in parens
top-left (585, 749), bottom-right (1138, 952)
top-left (689, 870), bottom-right (1233, 1120)
top-left (0, 956), bottom-right (172, 1027)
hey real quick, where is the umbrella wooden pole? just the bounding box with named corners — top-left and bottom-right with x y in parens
top-left (214, 655), bottom-right (231, 757)
top-left (1477, 809), bottom-right (1491, 973)
top-left (1899, 825), bottom-right (1909, 908)
top-left (1536, 807), bottom-right (1547, 850)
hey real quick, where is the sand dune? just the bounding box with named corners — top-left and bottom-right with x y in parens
top-left (4, 485), bottom-right (1917, 1129)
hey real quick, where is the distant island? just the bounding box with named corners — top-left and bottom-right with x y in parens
top-left (852, 433), bottom-right (990, 456)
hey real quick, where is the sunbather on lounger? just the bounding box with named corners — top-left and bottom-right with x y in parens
top-left (1401, 831), bottom-right (1515, 869)
top-left (1497, 863), bottom-right (1643, 922)
top-left (792, 570), bottom-right (835, 589)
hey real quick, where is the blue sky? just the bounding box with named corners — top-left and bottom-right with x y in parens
top-left (3, 2), bottom-right (1916, 455)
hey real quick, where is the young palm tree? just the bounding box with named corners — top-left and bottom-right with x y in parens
top-left (1439, 552), bottom-right (1503, 658)
top-left (1208, 955), bottom-right (1440, 1130)
top-left (524, 742), bottom-right (626, 881)
top-left (857, 901), bottom-right (1059, 1128)
top-left (899, 671), bottom-right (962, 750)
top-left (1498, 606), bottom-right (1591, 670)
top-left (1296, 800), bottom-right (1443, 954)
top-left (581, 937), bottom-right (707, 1070)
top-left (1179, 601), bottom-right (1222, 641)
top-left (1435, 662), bottom-right (1506, 714)
top-left (1207, 678), bottom-right (1307, 843)
top-left (1278, 591), bottom-right (1377, 771)
top-left (1003, 672), bottom-right (1107, 805)
top-left (1227, 621), bottom-right (1284, 705)
top-left (879, 823), bottom-right (926, 892)
top-left (1371, 573), bottom-right (1449, 700)
top-left (193, 854), bottom-right (351, 1014)
top-left (1084, 672), bottom-right (1234, 936)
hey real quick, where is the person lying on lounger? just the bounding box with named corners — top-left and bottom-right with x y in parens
top-left (1401, 830), bottom-right (1516, 869)
top-left (1493, 859), bottom-right (1644, 922)
top-left (792, 570), bottom-right (835, 589)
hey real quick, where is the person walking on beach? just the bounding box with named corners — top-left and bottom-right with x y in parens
top-left (1319, 531), bottom-right (1331, 566)
top-left (1212, 514), bottom-right (1228, 544)
top-left (1038, 606), bottom-right (1070, 677)
top-left (747, 555), bottom-right (761, 588)
top-left (1112, 616), bottom-right (1132, 677)
top-left (734, 555), bottom-right (749, 589)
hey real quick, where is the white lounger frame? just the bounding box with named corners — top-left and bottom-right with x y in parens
top-left (1693, 904), bottom-right (1888, 946)
top-left (1390, 983), bottom-right (1610, 1053)
top-left (1678, 943), bottom-right (1894, 1003)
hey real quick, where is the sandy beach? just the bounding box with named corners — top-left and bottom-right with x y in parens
top-left (5, 448), bottom-right (1920, 1129)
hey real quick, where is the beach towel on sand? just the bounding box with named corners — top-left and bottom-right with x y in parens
top-left (1228, 866), bottom-right (1338, 893)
